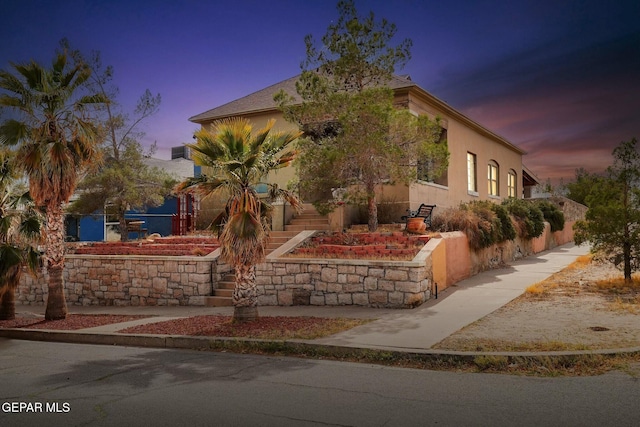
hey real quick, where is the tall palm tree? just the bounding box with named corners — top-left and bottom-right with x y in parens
top-left (178, 118), bottom-right (302, 322)
top-left (0, 51), bottom-right (105, 320)
top-left (0, 150), bottom-right (42, 320)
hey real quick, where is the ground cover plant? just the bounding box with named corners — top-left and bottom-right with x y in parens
top-left (71, 237), bottom-right (219, 256)
top-left (285, 231), bottom-right (429, 260)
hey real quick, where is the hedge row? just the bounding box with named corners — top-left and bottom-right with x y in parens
top-left (432, 199), bottom-right (565, 250)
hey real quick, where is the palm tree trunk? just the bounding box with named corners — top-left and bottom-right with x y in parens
top-left (0, 266), bottom-right (20, 320)
top-left (232, 263), bottom-right (259, 322)
top-left (44, 204), bottom-right (68, 320)
top-left (0, 285), bottom-right (16, 320)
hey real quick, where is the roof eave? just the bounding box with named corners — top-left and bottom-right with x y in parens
top-left (402, 85), bottom-right (526, 156)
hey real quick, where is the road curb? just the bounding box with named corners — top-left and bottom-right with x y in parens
top-left (2, 328), bottom-right (640, 364)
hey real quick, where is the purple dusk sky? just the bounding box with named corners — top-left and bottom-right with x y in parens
top-left (2, 0), bottom-right (638, 183)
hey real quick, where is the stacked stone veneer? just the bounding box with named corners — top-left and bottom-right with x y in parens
top-left (254, 258), bottom-right (431, 308)
top-left (18, 255), bottom-right (216, 306)
top-left (17, 233), bottom-right (434, 309)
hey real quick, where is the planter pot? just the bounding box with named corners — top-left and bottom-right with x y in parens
top-left (406, 218), bottom-right (427, 234)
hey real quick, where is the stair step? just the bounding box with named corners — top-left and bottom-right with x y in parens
top-left (213, 289), bottom-right (233, 298)
top-left (286, 224), bottom-right (331, 231)
top-left (217, 281), bottom-right (235, 290)
top-left (289, 218), bottom-right (329, 225)
top-left (204, 296), bottom-right (233, 307)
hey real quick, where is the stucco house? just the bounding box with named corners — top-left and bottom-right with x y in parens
top-left (189, 74), bottom-right (538, 227)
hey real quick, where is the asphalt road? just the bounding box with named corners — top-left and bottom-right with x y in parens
top-left (2, 338), bottom-right (639, 426)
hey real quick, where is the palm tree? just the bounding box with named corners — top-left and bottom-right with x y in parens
top-left (0, 51), bottom-right (105, 319)
top-left (0, 150), bottom-right (42, 320)
top-left (178, 118), bottom-right (302, 322)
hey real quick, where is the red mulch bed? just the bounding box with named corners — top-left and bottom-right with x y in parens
top-left (0, 314), bottom-right (149, 330)
top-left (71, 237), bottom-right (219, 256)
top-left (119, 315), bottom-right (360, 339)
top-left (288, 231), bottom-right (430, 260)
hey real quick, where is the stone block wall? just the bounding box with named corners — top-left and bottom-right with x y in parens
top-left (18, 255), bottom-right (215, 307)
top-left (254, 258), bottom-right (431, 308)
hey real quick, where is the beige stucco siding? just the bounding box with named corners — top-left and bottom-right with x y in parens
top-left (194, 83), bottom-right (526, 216)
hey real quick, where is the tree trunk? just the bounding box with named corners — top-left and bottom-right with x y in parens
top-left (0, 267), bottom-right (20, 320)
top-left (623, 240), bottom-right (632, 283)
top-left (119, 208), bottom-right (129, 242)
top-left (232, 263), bottom-right (259, 322)
top-left (367, 194), bottom-right (378, 232)
top-left (0, 286), bottom-right (16, 320)
top-left (44, 204), bottom-right (68, 320)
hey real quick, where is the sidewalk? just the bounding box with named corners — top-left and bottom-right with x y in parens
top-left (315, 243), bottom-right (590, 351)
top-left (7, 243), bottom-right (591, 353)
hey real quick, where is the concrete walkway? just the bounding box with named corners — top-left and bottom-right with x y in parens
top-left (8, 243), bottom-right (591, 354)
top-left (314, 243), bottom-right (591, 351)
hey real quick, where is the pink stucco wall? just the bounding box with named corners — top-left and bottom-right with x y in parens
top-left (430, 221), bottom-right (576, 291)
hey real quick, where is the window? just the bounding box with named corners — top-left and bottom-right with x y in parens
top-left (507, 170), bottom-right (517, 198)
top-left (488, 160), bottom-right (499, 196)
top-left (467, 152), bottom-right (477, 193)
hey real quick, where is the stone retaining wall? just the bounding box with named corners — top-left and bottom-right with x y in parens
top-left (254, 257), bottom-right (431, 308)
top-left (18, 255), bottom-right (215, 307)
top-left (17, 218), bottom-right (577, 309)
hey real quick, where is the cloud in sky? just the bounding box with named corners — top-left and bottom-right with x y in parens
top-left (1, 0), bottom-right (638, 184)
top-left (425, 5), bottom-right (640, 181)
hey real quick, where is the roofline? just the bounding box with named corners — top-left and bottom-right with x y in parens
top-left (398, 85), bottom-right (526, 156)
top-left (190, 107), bottom-right (278, 124)
top-left (189, 75), bottom-right (526, 156)
top-left (522, 164), bottom-right (540, 185)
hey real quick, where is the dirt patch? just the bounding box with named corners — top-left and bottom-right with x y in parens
top-left (434, 257), bottom-right (640, 351)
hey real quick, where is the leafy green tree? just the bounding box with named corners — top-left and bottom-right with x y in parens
top-left (565, 167), bottom-right (603, 206)
top-left (63, 41), bottom-right (172, 241)
top-left (177, 118), bottom-right (302, 322)
top-left (276, 0), bottom-right (447, 231)
top-left (575, 138), bottom-right (640, 282)
top-left (0, 150), bottom-right (42, 320)
top-left (0, 50), bottom-right (104, 319)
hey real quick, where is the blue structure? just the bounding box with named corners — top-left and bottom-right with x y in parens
top-left (67, 195), bottom-right (194, 242)
top-left (65, 153), bottom-right (199, 242)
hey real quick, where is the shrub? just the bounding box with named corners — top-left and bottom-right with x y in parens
top-left (502, 198), bottom-right (545, 239)
top-left (536, 200), bottom-right (565, 232)
top-left (432, 201), bottom-right (515, 250)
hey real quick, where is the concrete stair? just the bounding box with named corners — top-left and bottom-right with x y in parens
top-left (204, 272), bottom-right (235, 307)
top-left (285, 205), bottom-right (331, 232)
top-left (266, 230), bottom-right (300, 255)
top-left (203, 230), bottom-right (300, 307)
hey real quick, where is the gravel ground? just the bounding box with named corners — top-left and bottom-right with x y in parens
top-left (434, 257), bottom-right (640, 351)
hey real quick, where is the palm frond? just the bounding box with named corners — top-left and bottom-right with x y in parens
top-left (0, 120), bottom-right (30, 146)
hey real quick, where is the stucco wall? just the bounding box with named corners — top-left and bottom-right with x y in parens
top-left (431, 220), bottom-right (578, 291)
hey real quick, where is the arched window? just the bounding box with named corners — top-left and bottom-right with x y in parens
top-left (488, 160), bottom-right (499, 196)
top-left (507, 169), bottom-right (517, 198)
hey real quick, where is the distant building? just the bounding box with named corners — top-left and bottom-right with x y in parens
top-left (66, 153), bottom-right (199, 241)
